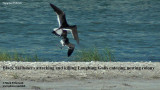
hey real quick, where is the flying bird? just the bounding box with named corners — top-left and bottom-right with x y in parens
top-left (50, 3), bottom-right (79, 57)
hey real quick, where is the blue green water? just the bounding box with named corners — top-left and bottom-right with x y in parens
top-left (0, 0), bottom-right (160, 61)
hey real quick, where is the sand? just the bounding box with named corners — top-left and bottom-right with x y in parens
top-left (0, 61), bottom-right (160, 90)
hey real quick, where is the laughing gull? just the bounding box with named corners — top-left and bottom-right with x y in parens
top-left (50, 3), bottom-right (79, 57)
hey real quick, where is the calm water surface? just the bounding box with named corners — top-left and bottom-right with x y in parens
top-left (0, 0), bottom-right (160, 61)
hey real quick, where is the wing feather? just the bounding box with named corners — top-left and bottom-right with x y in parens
top-left (63, 26), bottom-right (79, 44)
top-left (71, 26), bottom-right (79, 44)
top-left (50, 3), bottom-right (68, 27)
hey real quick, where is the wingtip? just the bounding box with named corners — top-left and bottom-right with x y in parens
top-left (50, 3), bottom-right (53, 6)
top-left (67, 48), bottom-right (74, 57)
top-left (68, 53), bottom-right (72, 57)
top-left (50, 3), bottom-right (56, 7)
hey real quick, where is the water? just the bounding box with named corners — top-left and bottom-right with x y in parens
top-left (0, 0), bottom-right (160, 62)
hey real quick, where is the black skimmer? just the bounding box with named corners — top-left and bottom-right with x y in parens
top-left (50, 3), bottom-right (79, 57)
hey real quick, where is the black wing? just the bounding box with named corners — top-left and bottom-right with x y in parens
top-left (50, 3), bottom-right (69, 27)
top-left (63, 25), bottom-right (79, 44)
top-left (70, 26), bottom-right (79, 44)
top-left (68, 47), bottom-right (74, 57)
top-left (67, 43), bottom-right (75, 57)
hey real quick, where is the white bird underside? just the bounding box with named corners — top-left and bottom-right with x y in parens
top-left (53, 28), bottom-right (79, 44)
top-left (60, 40), bottom-right (65, 46)
top-left (54, 28), bottom-right (63, 36)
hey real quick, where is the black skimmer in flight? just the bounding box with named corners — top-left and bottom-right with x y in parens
top-left (50, 3), bottom-right (79, 57)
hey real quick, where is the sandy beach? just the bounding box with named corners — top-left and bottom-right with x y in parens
top-left (0, 61), bottom-right (160, 90)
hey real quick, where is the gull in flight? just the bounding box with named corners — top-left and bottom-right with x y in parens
top-left (50, 3), bottom-right (79, 57)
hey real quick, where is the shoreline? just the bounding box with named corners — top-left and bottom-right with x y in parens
top-left (0, 61), bottom-right (160, 90)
